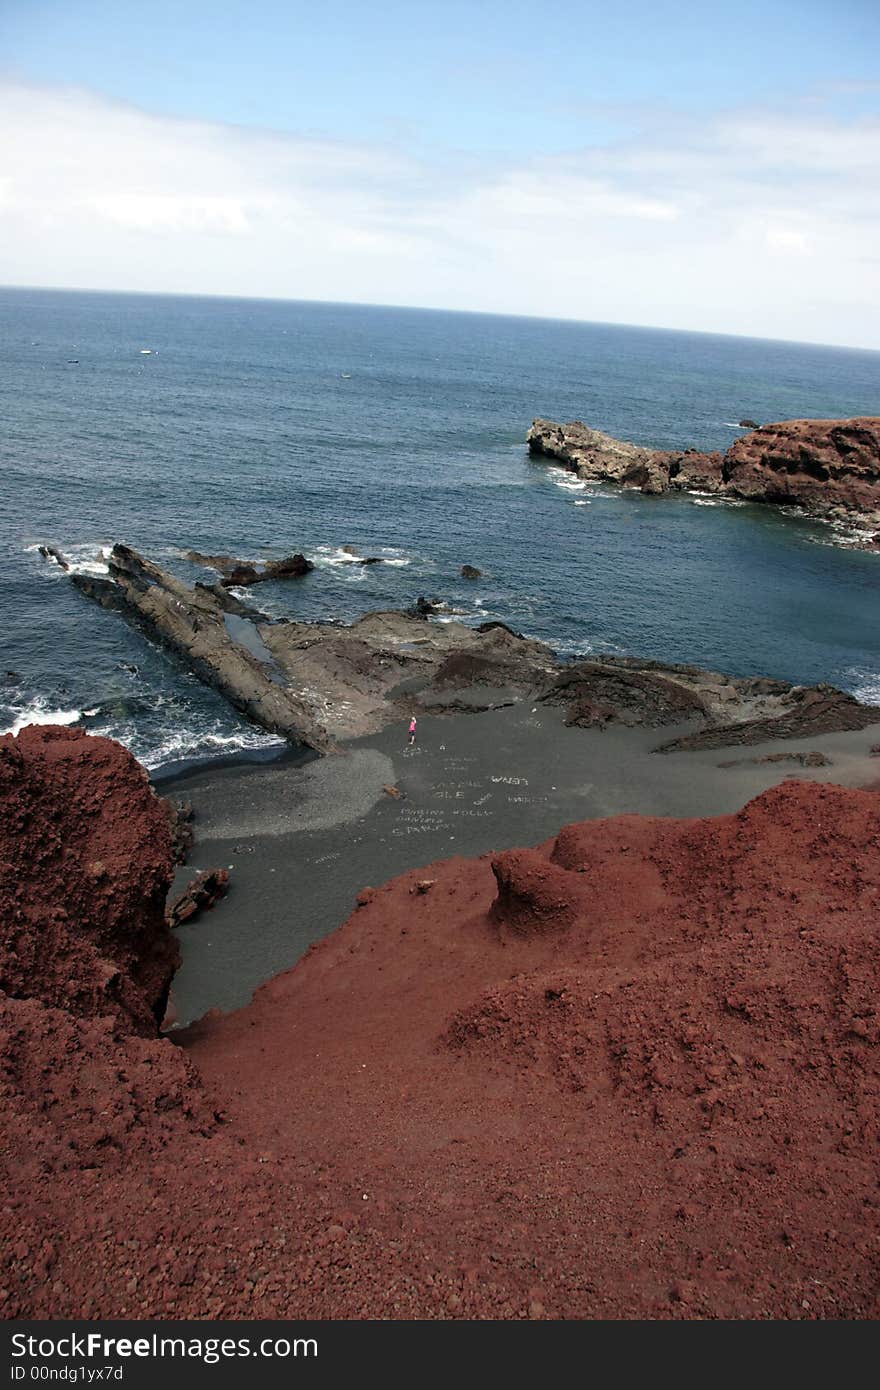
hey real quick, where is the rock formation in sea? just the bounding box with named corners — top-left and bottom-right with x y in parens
top-left (187, 550), bottom-right (314, 585)
top-left (527, 415), bottom-right (880, 531)
top-left (2, 725), bottom-right (879, 1319)
top-left (55, 545), bottom-right (880, 754)
top-left (70, 544), bottom-right (337, 754)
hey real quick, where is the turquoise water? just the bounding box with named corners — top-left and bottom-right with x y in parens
top-left (1, 286), bottom-right (878, 770)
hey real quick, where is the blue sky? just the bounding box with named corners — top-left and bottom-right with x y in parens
top-left (1, 1), bottom-right (879, 346)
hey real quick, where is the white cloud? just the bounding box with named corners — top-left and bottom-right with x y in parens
top-left (0, 79), bottom-right (878, 348)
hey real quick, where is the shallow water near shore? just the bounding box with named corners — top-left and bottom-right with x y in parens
top-left (2, 287), bottom-right (879, 770)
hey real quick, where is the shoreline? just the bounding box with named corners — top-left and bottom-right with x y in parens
top-left (164, 700), bottom-right (880, 1028)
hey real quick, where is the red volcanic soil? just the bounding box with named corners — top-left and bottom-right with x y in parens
top-left (0, 725), bottom-right (177, 1032)
top-left (2, 727), bottom-right (879, 1319)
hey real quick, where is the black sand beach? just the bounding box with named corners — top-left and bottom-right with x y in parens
top-left (161, 703), bottom-right (880, 1026)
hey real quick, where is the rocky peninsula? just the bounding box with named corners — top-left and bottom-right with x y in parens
top-left (63, 544), bottom-right (880, 754)
top-left (2, 723), bottom-right (880, 1319)
top-left (527, 416), bottom-right (880, 538)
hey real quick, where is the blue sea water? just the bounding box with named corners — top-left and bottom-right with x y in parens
top-left (1, 286), bottom-right (879, 772)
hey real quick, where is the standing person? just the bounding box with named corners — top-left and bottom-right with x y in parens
top-left (408, 714), bottom-right (417, 746)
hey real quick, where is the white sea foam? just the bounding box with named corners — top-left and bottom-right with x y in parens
top-left (691, 496), bottom-right (748, 508)
top-left (314, 539), bottom-right (414, 567)
top-left (547, 467), bottom-right (590, 493)
top-left (140, 728), bottom-right (286, 771)
top-left (27, 541), bottom-right (111, 577)
top-left (2, 702), bottom-right (83, 737)
top-left (83, 717), bottom-right (288, 772)
top-left (843, 670), bottom-right (880, 706)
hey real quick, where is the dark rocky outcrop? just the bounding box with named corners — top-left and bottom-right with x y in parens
top-left (461, 564), bottom-right (482, 579)
top-left (186, 550), bottom-right (249, 570)
top-left (539, 657), bottom-right (880, 748)
top-left (407, 595), bottom-right (442, 618)
top-left (166, 868), bottom-right (229, 928)
top-left (220, 554), bottom-right (313, 587)
top-left (187, 550), bottom-right (314, 585)
top-left (526, 419), bottom-right (724, 497)
top-left (162, 799), bottom-right (195, 864)
top-left (70, 545), bottom-right (335, 754)
top-left (37, 544), bottom-right (69, 570)
top-left (50, 546), bottom-right (880, 754)
top-left (528, 416), bottom-right (880, 530)
top-left (739, 418), bottom-right (760, 429)
top-left (655, 683), bottom-right (880, 752)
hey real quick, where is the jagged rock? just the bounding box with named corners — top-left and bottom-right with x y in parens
top-left (657, 685), bottom-right (878, 752)
top-left (262, 554), bottom-right (313, 581)
top-left (37, 545), bottom-right (69, 571)
top-left (193, 582), bottom-right (268, 620)
top-left (188, 550), bottom-right (313, 584)
top-left (739, 418), bottom-right (760, 429)
top-left (528, 415), bottom-right (880, 525)
top-left (71, 545), bottom-right (335, 753)
top-left (408, 596), bottom-right (441, 618)
top-left (162, 799), bottom-right (195, 864)
top-left (461, 564), bottom-right (482, 579)
top-left (186, 551), bottom-right (249, 571)
top-left (542, 660), bottom-right (712, 726)
top-left (220, 564), bottom-right (261, 587)
top-left (60, 546), bottom-right (880, 754)
top-left (723, 419), bottom-right (880, 519)
top-left (564, 698), bottom-right (616, 728)
top-left (166, 868), bottom-right (229, 928)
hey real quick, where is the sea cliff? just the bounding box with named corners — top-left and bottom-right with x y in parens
top-left (528, 415), bottom-right (880, 538)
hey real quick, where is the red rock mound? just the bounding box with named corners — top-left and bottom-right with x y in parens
top-left (0, 725), bottom-right (177, 1032)
top-left (724, 417), bottom-right (880, 515)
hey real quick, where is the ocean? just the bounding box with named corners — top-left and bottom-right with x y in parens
top-left (2, 286), bottom-right (879, 773)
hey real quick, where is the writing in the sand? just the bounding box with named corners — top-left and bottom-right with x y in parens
top-left (392, 808), bottom-right (448, 836)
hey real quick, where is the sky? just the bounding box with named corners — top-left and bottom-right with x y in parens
top-left (1, 0), bottom-right (879, 348)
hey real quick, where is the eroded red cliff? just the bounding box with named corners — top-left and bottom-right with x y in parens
top-left (0, 725), bottom-right (178, 1031)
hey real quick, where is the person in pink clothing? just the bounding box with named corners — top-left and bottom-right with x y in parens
top-left (408, 715), bottom-right (417, 745)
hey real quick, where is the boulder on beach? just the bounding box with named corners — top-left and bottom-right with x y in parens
top-left (166, 867), bottom-right (230, 927)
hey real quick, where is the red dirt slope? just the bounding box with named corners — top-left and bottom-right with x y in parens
top-left (1, 728), bottom-right (878, 1318)
top-left (185, 778), bottom-right (880, 1318)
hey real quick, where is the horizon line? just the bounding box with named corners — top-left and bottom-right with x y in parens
top-left (2, 280), bottom-right (879, 358)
